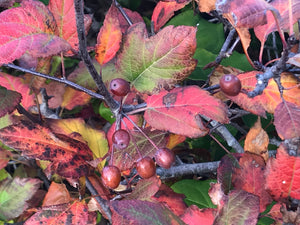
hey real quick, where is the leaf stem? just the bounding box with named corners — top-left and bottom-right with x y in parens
top-left (74, 0), bottom-right (119, 112)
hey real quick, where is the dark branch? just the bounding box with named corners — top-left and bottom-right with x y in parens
top-left (74, 0), bottom-right (119, 112)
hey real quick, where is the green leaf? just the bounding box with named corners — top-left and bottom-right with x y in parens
top-left (103, 22), bottom-right (197, 94)
top-left (171, 179), bottom-right (217, 208)
top-left (98, 102), bottom-right (115, 124)
top-left (221, 51), bottom-right (253, 71)
top-left (0, 177), bottom-right (41, 220)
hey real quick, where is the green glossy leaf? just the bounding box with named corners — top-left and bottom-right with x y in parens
top-left (0, 177), bottom-right (41, 220)
top-left (221, 51), bottom-right (253, 71)
top-left (98, 102), bottom-right (115, 124)
top-left (171, 179), bottom-right (217, 208)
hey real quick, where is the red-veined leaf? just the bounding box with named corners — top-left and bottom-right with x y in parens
top-left (0, 120), bottom-right (93, 178)
top-left (95, 4), bottom-right (122, 65)
top-left (48, 0), bottom-right (91, 55)
top-left (0, 0), bottom-right (71, 65)
top-left (25, 201), bottom-right (94, 225)
top-left (265, 145), bottom-right (300, 201)
top-left (0, 73), bottom-right (35, 110)
top-left (229, 71), bottom-right (300, 117)
top-left (0, 86), bottom-right (22, 117)
top-left (111, 199), bottom-right (186, 225)
top-left (232, 152), bottom-right (272, 212)
top-left (0, 177), bottom-right (41, 221)
top-left (151, 0), bottom-right (191, 32)
top-left (145, 86), bottom-right (229, 138)
top-left (274, 101), bottom-right (300, 140)
top-left (103, 23), bottom-right (197, 94)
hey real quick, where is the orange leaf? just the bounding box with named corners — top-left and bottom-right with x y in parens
top-left (61, 86), bottom-right (91, 110)
top-left (0, 0), bottom-right (71, 65)
top-left (0, 120), bottom-right (93, 178)
top-left (265, 145), bottom-right (300, 201)
top-left (145, 86), bottom-right (229, 138)
top-left (151, 1), bottom-right (190, 33)
top-left (196, 0), bottom-right (216, 13)
top-left (274, 101), bottom-right (300, 140)
top-left (229, 71), bottom-right (300, 116)
top-left (244, 118), bottom-right (269, 161)
top-left (95, 4), bottom-right (122, 65)
top-left (0, 73), bottom-right (35, 110)
top-left (42, 182), bottom-right (71, 207)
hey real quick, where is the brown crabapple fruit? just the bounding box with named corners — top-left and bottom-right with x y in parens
top-left (101, 165), bottom-right (121, 189)
top-left (136, 156), bottom-right (156, 179)
top-left (110, 78), bottom-right (130, 97)
top-left (219, 74), bottom-right (242, 96)
top-left (155, 148), bottom-right (175, 169)
top-left (112, 129), bottom-right (130, 149)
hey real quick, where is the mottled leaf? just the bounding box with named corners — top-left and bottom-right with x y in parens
top-left (232, 152), bottom-right (272, 212)
top-left (0, 177), bottom-right (41, 221)
top-left (244, 118), bottom-right (269, 161)
top-left (214, 190), bottom-right (260, 225)
top-left (180, 205), bottom-right (215, 225)
top-left (265, 145), bottom-right (300, 201)
top-left (0, 0), bottom-right (71, 65)
top-left (95, 4), bottom-right (122, 65)
top-left (274, 101), bottom-right (300, 140)
top-left (48, 0), bottom-right (91, 55)
top-left (229, 72), bottom-right (300, 116)
top-left (111, 200), bottom-right (186, 225)
top-left (126, 176), bottom-right (161, 201)
top-left (152, 184), bottom-right (187, 216)
top-left (151, 1), bottom-right (190, 32)
top-left (145, 86), bottom-right (229, 138)
top-left (0, 86), bottom-right (22, 117)
top-left (0, 73), bottom-right (35, 110)
top-left (0, 120), bottom-right (93, 178)
top-left (103, 23), bottom-right (197, 94)
top-left (25, 201), bottom-right (92, 225)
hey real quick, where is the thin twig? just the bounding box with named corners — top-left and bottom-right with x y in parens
top-left (85, 176), bottom-right (112, 223)
top-left (74, 0), bottom-right (119, 112)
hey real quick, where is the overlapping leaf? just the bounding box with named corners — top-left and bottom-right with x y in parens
top-left (145, 86), bottom-right (229, 138)
top-left (0, 73), bottom-right (35, 110)
top-left (232, 153), bottom-right (272, 212)
top-left (0, 120), bottom-right (93, 178)
top-left (25, 201), bottom-right (94, 225)
top-left (61, 87), bottom-right (91, 110)
top-left (48, 0), bottom-right (91, 55)
top-left (0, 177), bottom-right (41, 221)
top-left (0, 86), bottom-right (22, 117)
top-left (42, 182), bottom-right (70, 207)
top-left (0, 0), bottom-right (71, 65)
top-left (111, 200), bottom-right (186, 225)
top-left (95, 4), bottom-right (122, 65)
top-left (265, 145), bottom-right (300, 201)
top-left (228, 72), bottom-right (300, 117)
top-left (274, 101), bottom-right (300, 140)
top-left (151, 0), bottom-right (191, 32)
top-left (103, 22), bottom-right (197, 94)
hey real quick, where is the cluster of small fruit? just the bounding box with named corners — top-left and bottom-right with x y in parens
top-left (101, 78), bottom-right (175, 189)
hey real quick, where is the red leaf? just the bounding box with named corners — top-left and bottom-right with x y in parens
top-left (25, 201), bottom-right (92, 225)
top-left (0, 73), bottom-right (35, 110)
top-left (95, 4), bottom-right (122, 65)
top-left (0, 148), bottom-right (11, 170)
top-left (265, 145), bottom-right (300, 201)
top-left (0, 120), bottom-right (93, 178)
top-left (0, 0), bottom-right (71, 65)
top-left (151, 1), bottom-right (190, 33)
top-left (117, 8), bottom-right (144, 34)
top-left (232, 152), bottom-right (272, 212)
top-left (0, 86), bottom-right (22, 117)
top-left (48, 0), bottom-right (91, 55)
top-left (152, 183), bottom-right (187, 216)
top-left (180, 205), bottom-right (215, 225)
top-left (274, 101), bottom-right (300, 140)
top-left (145, 86), bottom-right (229, 138)
top-left (111, 199), bottom-right (185, 225)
